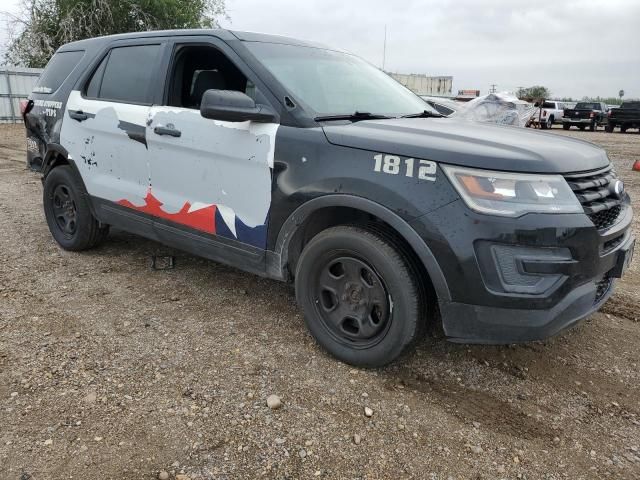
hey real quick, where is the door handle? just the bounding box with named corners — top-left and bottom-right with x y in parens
top-left (154, 125), bottom-right (181, 137)
top-left (69, 110), bottom-right (88, 121)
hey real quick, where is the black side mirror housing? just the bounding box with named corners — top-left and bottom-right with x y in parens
top-left (200, 89), bottom-right (277, 123)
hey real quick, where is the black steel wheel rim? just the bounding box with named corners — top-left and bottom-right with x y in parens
top-left (312, 256), bottom-right (391, 348)
top-left (52, 184), bottom-right (77, 236)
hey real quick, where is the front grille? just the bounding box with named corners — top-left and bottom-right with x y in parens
top-left (564, 166), bottom-right (623, 230)
top-left (590, 205), bottom-right (622, 230)
top-left (594, 276), bottom-right (613, 304)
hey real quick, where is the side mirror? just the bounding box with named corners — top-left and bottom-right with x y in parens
top-left (200, 89), bottom-right (277, 123)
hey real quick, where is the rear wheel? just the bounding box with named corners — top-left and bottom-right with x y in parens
top-left (605, 124), bottom-right (614, 133)
top-left (621, 125), bottom-right (628, 133)
top-left (563, 123), bottom-right (570, 130)
top-left (579, 125), bottom-right (586, 131)
top-left (295, 226), bottom-right (424, 367)
top-left (43, 165), bottom-right (109, 251)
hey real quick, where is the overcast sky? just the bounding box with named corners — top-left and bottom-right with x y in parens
top-left (1, 0), bottom-right (638, 99)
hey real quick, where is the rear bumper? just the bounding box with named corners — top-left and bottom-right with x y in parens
top-left (411, 197), bottom-right (633, 344)
top-left (562, 118), bottom-right (593, 125)
top-left (609, 119), bottom-right (640, 127)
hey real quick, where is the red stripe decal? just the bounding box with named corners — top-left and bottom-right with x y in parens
top-left (118, 191), bottom-right (217, 234)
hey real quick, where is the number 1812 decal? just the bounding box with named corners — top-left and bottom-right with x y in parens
top-left (373, 154), bottom-right (436, 181)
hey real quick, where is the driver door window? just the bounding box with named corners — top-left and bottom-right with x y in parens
top-left (166, 45), bottom-right (255, 108)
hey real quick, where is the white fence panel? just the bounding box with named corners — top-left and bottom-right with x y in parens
top-left (0, 67), bottom-right (43, 123)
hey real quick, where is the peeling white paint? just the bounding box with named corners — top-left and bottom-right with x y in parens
top-left (146, 106), bottom-right (278, 228)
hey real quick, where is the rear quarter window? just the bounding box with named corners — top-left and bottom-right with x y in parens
top-left (92, 44), bottom-right (162, 104)
top-left (33, 50), bottom-right (85, 94)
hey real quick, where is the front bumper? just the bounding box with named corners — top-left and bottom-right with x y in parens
top-left (411, 197), bottom-right (633, 344)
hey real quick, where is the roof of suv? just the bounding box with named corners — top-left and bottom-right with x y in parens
top-left (60, 28), bottom-right (327, 51)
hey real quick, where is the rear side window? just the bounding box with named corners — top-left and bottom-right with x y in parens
top-left (34, 50), bottom-right (84, 94)
top-left (85, 55), bottom-right (108, 98)
top-left (86, 44), bottom-right (161, 104)
top-left (542, 101), bottom-right (556, 109)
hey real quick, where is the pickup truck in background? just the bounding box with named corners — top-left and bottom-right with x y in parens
top-left (606, 101), bottom-right (640, 133)
top-left (531, 101), bottom-right (566, 129)
top-left (562, 102), bottom-right (608, 131)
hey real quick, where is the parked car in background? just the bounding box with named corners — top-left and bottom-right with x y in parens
top-left (531, 101), bottom-right (566, 129)
top-left (606, 101), bottom-right (640, 133)
top-left (562, 102), bottom-right (608, 131)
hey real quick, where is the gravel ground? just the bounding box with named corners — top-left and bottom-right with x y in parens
top-left (1, 123), bottom-right (639, 480)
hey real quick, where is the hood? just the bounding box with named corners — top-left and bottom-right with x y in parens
top-left (322, 118), bottom-right (609, 174)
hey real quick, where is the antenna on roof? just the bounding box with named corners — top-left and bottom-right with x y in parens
top-left (382, 25), bottom-right (387, 71)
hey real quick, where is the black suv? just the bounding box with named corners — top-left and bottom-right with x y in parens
top-left (23, 29), bottom-right (634, 367)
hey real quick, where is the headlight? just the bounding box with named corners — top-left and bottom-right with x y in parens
top-left (441, 165), bottom-right (583, 217)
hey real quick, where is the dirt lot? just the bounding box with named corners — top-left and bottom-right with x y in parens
top-left (1, 123), bottom-right (639, 480)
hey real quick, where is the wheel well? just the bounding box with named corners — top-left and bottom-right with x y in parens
top-left (286, 206), bottom-right (438, 323)
top-left (44, 151), bottom-right (70, 176)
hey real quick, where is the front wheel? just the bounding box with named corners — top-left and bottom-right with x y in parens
top-left (43, 165), bottom-right (109, 251)
top-left (295, 226), bottom-right (424, 367)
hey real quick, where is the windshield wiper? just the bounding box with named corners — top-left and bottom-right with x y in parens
top-left (314, 111), bottom-right (393, 122)
top-left (401, 110), bottom-right (444, 118)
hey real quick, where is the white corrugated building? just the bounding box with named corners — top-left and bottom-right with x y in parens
top-left (388, 73), bottom-right (453, 97)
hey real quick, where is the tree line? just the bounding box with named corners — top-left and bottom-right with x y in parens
top-left (3, 0), bottom-right (227, 68)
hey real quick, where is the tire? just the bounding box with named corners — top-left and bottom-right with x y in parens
top-left (621, 125), bottom-right (628, 133)
top-left (43, 165), bottom-right (109, 251)
top-left (563, 123), bottom-right (570, 130)
top-left (540, 119), bottom-right (548, 129)
top-left (579, 125), bottom-right (586, 131)
top-left (589, 121), bottom-right (596, 132)
top-left (295, 226), bottom-right (424, 367)
top-left (605, 124), bottom-right (614, 133)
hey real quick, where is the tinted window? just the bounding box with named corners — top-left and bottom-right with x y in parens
top-left (98, 45), bottom-right (161, 104)
top-left (85, 55), bottom-right (108, 98)
top-left (576, 102), bottom-right (599, 110)
top-left (542, 101), bottom-right (556, 109)
top-left (34, 50), bottom-right (84, 94)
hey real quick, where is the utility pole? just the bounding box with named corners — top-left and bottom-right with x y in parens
top-left (490, 84), bottom-right (497, 94)
top-left (382, 25), bottom-right (387, 71)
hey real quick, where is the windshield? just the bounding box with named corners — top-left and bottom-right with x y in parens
top-left (245, 42), bottom-right (436, 117)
